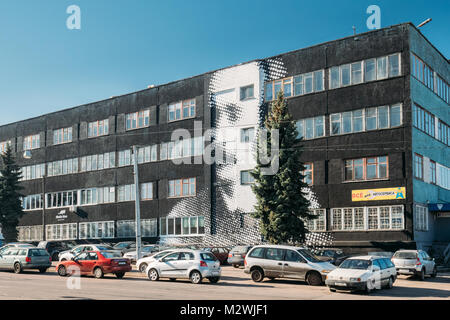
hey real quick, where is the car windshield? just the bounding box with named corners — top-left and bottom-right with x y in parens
top-left (114, 243), bottom-right (130, 249)
top-left (232, 246), bottom-right (249, 253)
top-left (97, 246), bottom-right (114, 251)
top-left (101, 252), bottom-right (122, 258)
top-left (297, 249), bottom-right (321, 263)
top-left (200, 253), bottom-right (217, 261)
top-left (29, 249), bottom-right (49, 256)
top-left (393, 252), bottom-right (417, 259)
top-left (340, 259), bottom-right (372, 270)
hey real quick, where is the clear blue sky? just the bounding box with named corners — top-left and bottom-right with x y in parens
top-left (0, 0), bottom-right (448, 126)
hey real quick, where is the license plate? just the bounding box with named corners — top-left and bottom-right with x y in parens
top-left (335, 282), bottom-right (347, 286)
top-left (118, 262), bottom-right (126, 265)
top-left (212, 271), bottom-right (220, 276)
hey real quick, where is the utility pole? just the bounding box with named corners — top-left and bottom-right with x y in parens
top-left (132, 146), bottom-right (142, 261)
top-left (42, 175), bottom-right (46, 241)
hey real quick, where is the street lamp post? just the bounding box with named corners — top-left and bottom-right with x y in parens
top-left (132, 146), bottom-right (142, 261)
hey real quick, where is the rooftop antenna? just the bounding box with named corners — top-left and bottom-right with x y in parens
top-left (352, 26), bottom-right (356, 35)
top-left (417, 18), bottom-right (432, 28)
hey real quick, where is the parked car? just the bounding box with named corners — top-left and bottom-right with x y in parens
top-left (37, 241), bottom-right (75, 261)
top-left (244, 245), bottom-right (335, 285)
top-left (391, 249), bottom-right (437, 280)
top-left (123, 245), bottom-right (158, 263)
top-left (146, 249), bottom-right (221, 284)
top-left (311, 248), bottom-right (351, 266)
top-left (113, 241), bottom-right (150, 256)
top-left (57, 250), bottom-right (132, 279)
top-left (326, 256), bottom-right (397, 293)
top-left (58, 244), bottom-right (119, 261)
top-left (227, 245), bottom-right (253, 268)
top-left (0, 243), bottom-right (35, 255)
top-left (0, 247), bottom-right (52, 273)
top-left (137, 249), bottom-right (175, 273)
top-left (202, 247), bottom-right (229, 265)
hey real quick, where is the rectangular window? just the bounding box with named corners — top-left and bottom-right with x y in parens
top-left (126, 110), bottom-right (150, 130)
top-left (430, 160), bottom-right (436, 184)
top-left (302, 163), bottom-right (313, 186)
top-left (306, 209), bottom-right (326, 232)
top-left (240, 85), bottom-right (254, 101)
top-left (23, 134), bottom-right (40, 151)
top-left (168, 178), bottom-right (196, 198)
top-left (88, 119), bottom-right (109, 138)
top-left (297, 116), bottom-right (324, 140)
top-left (414, 153), bottom-right (424, 180)
top-left (304, 73), bottom-right (313, 94)
top-left (314, 70), bottom-right (324, 92)
top-left (330, 67), bottom-right (340, 89)
top-left (415, 205), bottom-right (428, 231)
top-left (241, 127), bottom-right (255, 143)
top-left (344, 156), bottom-right (388, 182)
top-left (365, 59), bottom-right (376, 81)
top-left (141, 182), bottom-right (153, 200)
top-left (53, 127), bottom-right (73, 145)
top-left (377, 56), bottom-right (388, 80)
top-left (340, 64), bottom-right (351, 86)
top-left (388, 54), bottom-right (400, 77)
top-left (294, 75), bottom-right (303, 96)
top-left (240, 170), bottom-right (255, 185)
top-left (351, 62), bottom-right (363, 85)
top-left (0, 140), bottom-right (11, 154)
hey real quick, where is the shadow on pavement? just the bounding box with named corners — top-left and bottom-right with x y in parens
top-left (369, 286), bottom-right (450, 298)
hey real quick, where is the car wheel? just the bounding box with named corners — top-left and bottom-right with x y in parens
top-left (39, 268), bottom-right (47, 274)
top-left (190, 270), bottom-right (203, 284)
top-left (58, 265), bottom-right (67, 277)
top-left (14, 263), bottom-right (23, 274)
top-left (208, 277), bottom-right (220, 284)
top-left (232, 264), bottom-right (239, 269)
top-left (250, 268), bottom-right (264, 282)
top-left (386, 276), bottom-right (394, 289)
top-left (365, 280), bottom-right (374, 294)
top-left (431, 267), bottom-right (437, 278)
top-left (418, 268), bottom-right (425, 281)
top-left (139, 263), bottom-right (148, 273)
top-left (306, 272), bottom-right (323, 286)
top-left (148, 268), bottom-right (159, 281)
top-left (115, 272), bottom-right (125, 279)
top-left (94, 267), bottom-right (104, 279)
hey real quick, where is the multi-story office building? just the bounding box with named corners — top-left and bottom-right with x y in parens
top-left (0, 22), bottom-right (448, 252)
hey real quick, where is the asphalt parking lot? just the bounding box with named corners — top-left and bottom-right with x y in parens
top-left (0, 264), bottom-right (449, 300)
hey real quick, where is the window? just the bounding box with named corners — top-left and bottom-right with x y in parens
top-left (22, 194), bottom-right (43, 210)
top-left (305, 209), bottom-right (326, 232)
top-left (241, 128), bottom-right (255, 143)
top-left (430, 160), bottom-right (437, 184)
top-left (240, 170), bottom-right (255, 185)
top-left (332, 206), bottom-right (404, 231)
top-left (330, 104), bottom-right (402, 136)
top-left (126, 110), bottom-right (150, 130)
top-left (330, 53), bottom-right (401, 89)
top-left (53, 127), bottom-right (72, 145)
top-left (240, 85), bottom-right (254, 100)
top-left (168, 178), bottom-right (196, 198)
top-left (438, 120), bottom-right (449, 146)
top-left (159, 216), bottom-right (204, 236)
top-left (118, 184), bottom-right (135, 202)
top-left (141, 182), bottom-right (153, 200)
top-left (344, 156), bottom-right (388, 182)
top-left (414, 153), bottom-right (424, 180)
top-left (0, 140), bottom-right (11, 154)
top-left (79, 221), bottom-right (114, 239)
top-left (249, 247), bottom-right (265, 258)
top-left (296, 116), bottom-right (325, 140)
top-left (17, 225), bottom-right (43, 241)
top-left (302, 163), bottom-right (313, 186)
top-left (265, 69), bottom-right (325, 101)
top-left (168, 99), bottom-right (196, 122)
top-left (117, 219), bottom-right (157, 238)
top-left (413, 104), bottom-right (436, 138)
top-left (88, 119), bottom-right (109, 138)
top-left (20, 163), bottom-right (46, 181)
top-left (43, 223), bottom-right (77, 241)
top-left (23, 134), bottom-right (40, 151)
top-left (412, 53), bottom-right (449, 104)
top-left (415, 205), bottom-right (428, 231)
top-left (80, 152), bottom-right (115, 172)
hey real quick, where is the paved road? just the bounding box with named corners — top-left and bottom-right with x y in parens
top-left (0, 265), bottom-right (449, 300)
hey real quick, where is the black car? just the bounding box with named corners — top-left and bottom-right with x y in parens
top-left (311, 248), bottom-right (351, 266)
top-left (37, 241), bottom-right (76, 261)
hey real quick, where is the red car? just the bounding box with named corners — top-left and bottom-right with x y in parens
top-left (56, 251), bottom-right (132, 279)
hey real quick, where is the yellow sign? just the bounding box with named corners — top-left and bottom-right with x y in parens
top-left (352, 187), bottom-right (406, 201)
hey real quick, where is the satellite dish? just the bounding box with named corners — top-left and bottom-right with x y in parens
top-left (23, 150), bottom-right (32, 159)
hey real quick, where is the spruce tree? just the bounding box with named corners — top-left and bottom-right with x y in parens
top-left (251, 91), bottom-right (314, 244)
top-left (0, 144), bottom-right (24, 243)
